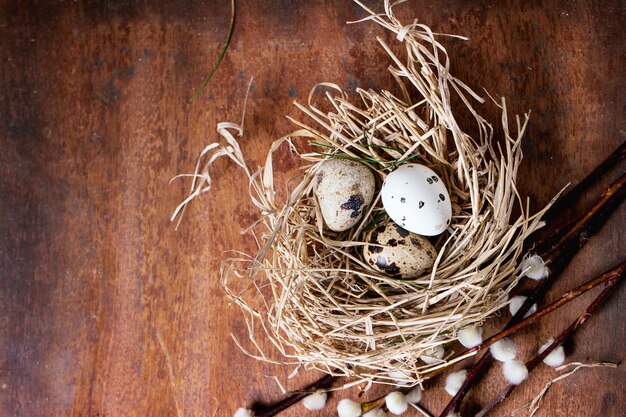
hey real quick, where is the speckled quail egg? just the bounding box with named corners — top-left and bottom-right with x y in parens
top-left (363, 220), bottom-right (438, 278)
top-left (314, 159), bottom-right (375, 232)
top-left (381, 164), bottom-right (452, 236)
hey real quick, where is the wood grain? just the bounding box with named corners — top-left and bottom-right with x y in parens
top-left (0, 1), bottom-right (624, 416)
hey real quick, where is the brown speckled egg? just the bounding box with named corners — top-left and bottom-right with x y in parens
top-left (363, 220), bottom-right (437, 278)
top-left (314, 159), bottom-right (375, 232)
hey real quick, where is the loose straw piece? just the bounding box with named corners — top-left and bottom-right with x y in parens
top-left (512, 362), bottom-right (618, 417)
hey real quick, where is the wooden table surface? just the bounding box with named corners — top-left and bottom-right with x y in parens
top-left (1, 1), bottom-right (624, 416)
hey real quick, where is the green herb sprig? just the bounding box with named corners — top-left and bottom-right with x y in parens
top-left (190, 0), bottom-right (236, 101)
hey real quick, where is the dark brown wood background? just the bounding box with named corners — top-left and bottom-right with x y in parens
top-left (1, 1), bottom-right (624, 416)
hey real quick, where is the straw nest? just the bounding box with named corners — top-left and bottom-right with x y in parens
top-left (173, 1), bottom-right (550, 387)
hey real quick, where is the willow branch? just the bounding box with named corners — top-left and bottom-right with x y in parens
top-left (536, 171), bottom-right (626, 263)
top-left (542, 140), bottom-right (625, 222)
top-left (475, 269), bottom-right (624, 417)
top-left (255, 371), bottom-right (340, 417)
top-left (470, 261), bottom-right (626, 353)
top-left (438, 172), bottom-right (626, 417)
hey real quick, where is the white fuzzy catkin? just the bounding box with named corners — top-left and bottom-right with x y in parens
top-left (420, 345), bottom-right (445, 364)
top-left (490, 338), bottom-right (517, 362)
top-left (538, 338), bottom-right (566, 367)
top-left (363, 408), bottom-right (387, 417)
top-left (388, 368), bottom-right (411, 386)
top-left (234, 408), bottom-right (254, 417)
top-left (302, 390), bottom-right (327, 411)
top-left (502, 360), bottom-right (529, 385)
top-left (521, 254), bottom-right (549, 280)
top-left (406, 386), bottom-right (422, 404)
top-left (457, 326), bottom-right (483, 348)
top-left (445, 370), bottom-right (468, 396)
top-left (385, 391), bottom-right (408, 415)
top-left (337, 399), bottom-right (362, 417)
top-left (508, 295), bottom-right (537, 318)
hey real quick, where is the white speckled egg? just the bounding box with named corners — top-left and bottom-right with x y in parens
top-left (381, 164), bottom-right (452, 236)
top-left (314, 159), bottom-right (375, 232)
top-left (363, 220), bottom-right (437, 278)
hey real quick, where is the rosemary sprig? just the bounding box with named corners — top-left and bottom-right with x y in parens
top-left (310, 141), bottom-right (406, 153)
top-left (311, 149), bottom-right (421, 171)
top-left (311, 151), bottom-right (382, 165)
top-left (309, 142), bottom-right (336, 149)
top-left (384, 152), bottom-right (421, 171)
top-left (363, 212), bottom-right (388, 232)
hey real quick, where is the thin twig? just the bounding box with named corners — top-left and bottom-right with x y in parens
top-left (404, 262), bottom-right (624, 383)
top-left (525, 362), bottom-right (618, 417)
top-left (412, 402), bottom-right (436, 417)
top-left (474, 269), bottom-right (624, 417)
top-left (156, 331), bottom-right (183, 417)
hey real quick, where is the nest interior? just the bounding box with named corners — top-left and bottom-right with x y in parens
top-left (173, 1), bottom-right (550, 387)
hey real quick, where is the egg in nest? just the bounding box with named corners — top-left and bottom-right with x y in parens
top-left (381, 164), bottom-right (452, 236)
top-left (363, 220), bottom-right (438, 278)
